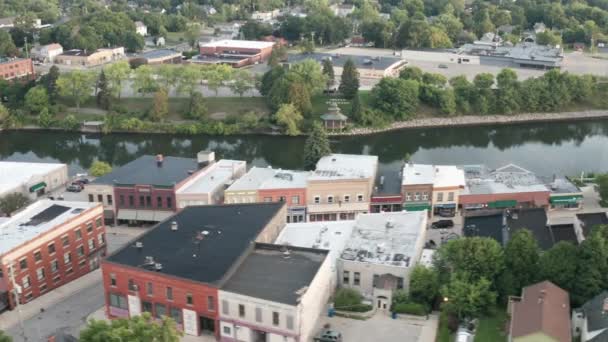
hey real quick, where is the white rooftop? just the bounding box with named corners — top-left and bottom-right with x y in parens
top-left (402, 163), bottom-right (465, 188)
top-left (419, 248), bottom-right (435, 268)
top-left (199, 39), bottom-right (275, 50)
top-left (275, 220), bottom-right (355, 267)
top-left (259, 170), bottom-right (310, 190)
top-left (0, 200), bottom-right (97, 255)
top-left (177, 160), bottom-right (245, 194)
top-left (226, 166), bottom-right (276, 192)
top-left (310, 154), bottom-right (378, 181)
top-left (462, 164), bottom-right (549, 195)
top-left (340, 211), bottom-right (427, 267)
top-left (0, 161), bottom-right (66, 196)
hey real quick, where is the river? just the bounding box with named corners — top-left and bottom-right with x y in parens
top-left (1, 119), bottom-right (608, 178)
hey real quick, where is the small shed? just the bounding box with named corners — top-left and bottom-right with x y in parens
top-left (321, 102), bottom-right (348, 131)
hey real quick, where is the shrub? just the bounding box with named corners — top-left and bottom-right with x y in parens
top-left (393, 302), bottom-right (427, 316)
top-left (334, 288), bottom-right (371, 312)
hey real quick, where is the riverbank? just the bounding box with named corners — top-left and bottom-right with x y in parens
top-left (331, 110), bottom-right (608, 136)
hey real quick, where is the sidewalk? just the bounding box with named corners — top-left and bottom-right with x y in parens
top-left (418, 313), bottom-right (439, 342)
top-left (0, 269), bottom-right (102, 330)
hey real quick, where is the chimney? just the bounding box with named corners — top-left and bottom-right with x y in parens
top-left (197, 151), bottom-right (215, 168)
top-left (156, 154), bottom-right (164, 167)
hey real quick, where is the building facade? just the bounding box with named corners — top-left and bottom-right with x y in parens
top-left (0, 200), bottom-right (105, 311)
top-left (101, 203), bottom-right (287, 339)
top-left (0, 161), bottom-right (69, 200)
top-left (258, 170), bottom-right (309, 223)
top-left (0, 58), bottom-right (34, 81)
top-left (55, 48), bottom-right (125, 67)
top-left (197, 40), bottom-right (275, 68)
top-left (32, 43), bottom-right (63, 63)
top-left (402, 163), bottom-right (465, 217)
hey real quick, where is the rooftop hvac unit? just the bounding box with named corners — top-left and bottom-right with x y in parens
top-left (171, 221), bottom-right (178, 231)
top-left (154, 263), bottom-right (163, 271)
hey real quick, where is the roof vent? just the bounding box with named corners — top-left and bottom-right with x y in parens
top-left (385, 219), bottom-right (395, 228)
top-left (283, 249), bottom-right (291, 258)
top-left (154, 263), bottom-right (163, 271)
top-left (144, 256), bottom-right (155, 264)
top-left (156, 154), bottom-right (164, 167)
top-left (171, 221), bottom-right (178, 231)
top-left (135, 241), bottom-right (143, 248)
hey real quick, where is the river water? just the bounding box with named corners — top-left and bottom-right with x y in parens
top-left (1, 119), bottom-right (608, 177)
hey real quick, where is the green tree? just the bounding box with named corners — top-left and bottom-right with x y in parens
top-left (275, 103), bottom-right (303, 136)
top-left (474, 9), bottom-right (495, 37)
top-left (228, 69), bottom-right (253, 97)
top-left (400, 67), bottom-right (424, 82)
top-left (441, 272), bottom-right (496, 320)
top-left (38, 108), bottom-right (54, 128)
top-left (240, 20), bottom-right (273, 40)
top-left (89, 161), bottom-right (113, 177)
top-left (499, 229), bottom-right (540, 298)
top-left (299, 38), bottom-right (315, 54)
top-left (303, 122), bottom-right (331, 170)
top-left (350, 93), bottom-right (363, 123)
top-left (268, 45), bottom-right (287, 67)
top-left (289, 59), bottom-right (327, 95)
top-left (177, 65), bottom-right (202, 110)
top-left (62, 114), bottom-right (79, 130)
top-left (96, 70), bottom-right (111, 110)
top-left (0, 103), bottom-right (9, 127)
top-left (536, 30), bottom-right (562, 46)
top-left (157, 64), bottom-right (179, 91)
top-left (0, 192), bottom-right (30, 217)
top-left (151, 89), bottom-right (169, 122)
top-left (185, 23), bottom-right (201, 48)
top-left (322, 58), bottom-right (335, 91)
top-left (24, 86), bottom-right (50, 114)
top-left (0, 30), bottom-right (18, 56)
top-left (124, 31), bottom-right (145, 52)
top-left (434, 237), bottom-right (504, 284)
top-left (370, 78), bottom-right (419, 120)
top-left (133, 65), bottom-right (158, 95)
top-left (56, 71), bottom-right (96, 111)
top-left (438, 89), bottom-right (457, 115)
top-left (189, 92), bottom-right (207, 120)
top-left (410, 265), bottom-right (439, 308)
top-left (572, 229), bottom-right (608, 306)
top-left (104, 61), bottom-right (131, 99)
top-left (259, 66), bottom-right (286, 96)
top-left (539, 241), bottom-right (579, 294)
top-left (450, 75), bottom-right (473, 114)
top-left (472, 73), bottom-right (495, 115)
top-left (596, 174), bottom-right (608, 206)
top-left (80, 313), bottom-right (181, 342)
top-left (203, 64), bottom-right (233, 97)
top-left (339, 59), bottom-right (360, 99)
top-left (495, 69), bottom-right (520, 115)
top-left (0, 329), bottom-right (12, 342)
top-left (41, 65), bottom-right (60, 103)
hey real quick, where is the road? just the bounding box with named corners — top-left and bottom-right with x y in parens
top-left (4, 226), bottom-right (145, 341)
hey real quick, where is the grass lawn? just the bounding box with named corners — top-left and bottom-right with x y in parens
top-left (474, 306), bottom-right (508, 342)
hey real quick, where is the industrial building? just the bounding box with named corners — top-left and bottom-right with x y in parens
top-left (0, 161), bottom-right (68, 201)
top-left (196, 40), bottom-right (275, 67)
top-left (0, 200), bottom-right (105, 311)
top-left (287, 53), bottom-right (407, 81)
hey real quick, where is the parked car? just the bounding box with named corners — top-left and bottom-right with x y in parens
top-left (438, 64), bottom-right (448, 69)
top-left (72, 178), bottom-right (89, 186)
top-left (431, 220), bottom-right (454, 229)
top-left (314, 330), bottom-right (342, 342)
top-left (66, 184), bottom-right (82, 192)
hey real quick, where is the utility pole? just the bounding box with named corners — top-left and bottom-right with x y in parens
top-left (8, 262), bottom-right (28, 341)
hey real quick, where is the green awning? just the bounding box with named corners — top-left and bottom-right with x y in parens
top-left (488, 200), bottom-right (517, 208)
top-left (404, 203), bottom-right (432, 211)
top-left (550, 195), bottom-right (583, 204)
top-left (29, 182), bottom-right (47, 193)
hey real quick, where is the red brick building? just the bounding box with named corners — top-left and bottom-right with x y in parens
top-left (0, 57), bottom-right (34, 81)
top-left (197, 40), bottom-right (275, 67)
top-left (0, 200), bottom-right (105, 312)
top-left (257, 170), bottom-right (309, 223)
top-left (101, 203), bottom-right (286, 338)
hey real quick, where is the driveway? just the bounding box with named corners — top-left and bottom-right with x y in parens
top-left (315, 312), bottom-right (427, 342)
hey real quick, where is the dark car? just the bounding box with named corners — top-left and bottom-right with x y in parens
top-left (431, 220), bottom-right (454, 229)
top-left (66, 184), bottom-right (82, 192)
top-left (314, 330), bottom-right (342, 342)
top-left (73, 178), bottom-right (90, 186)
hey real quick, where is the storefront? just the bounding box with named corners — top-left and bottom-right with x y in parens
top-left (403, 203), bottom-right (432, 212)
top-left (433, 203), bottom-right (456, 217)
top-left (29, 181), bottom-right (47, 197)
top-left (549, 195), bottom-right (583, 209)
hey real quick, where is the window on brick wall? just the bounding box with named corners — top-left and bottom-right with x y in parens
top-left (208, 296), bottom-right (215, 311)
top-left (110, 293), bottom-right (128, 309)
top-left (166, 287), bottom-right (173, 300)
top-left (48, 243), bottom-right (56, 254)
top-left (186, 293), bottom-right (193, 305)
top-left (34, 251), bottom-right (42, 263)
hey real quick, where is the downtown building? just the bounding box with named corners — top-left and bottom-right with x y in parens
top-left (0, 200), bottom-right (106, 311)
top-left (101, 203), bottom-right (288, 338)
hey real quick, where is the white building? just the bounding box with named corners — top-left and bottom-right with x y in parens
top-left (339, 211), bottom-right (427, 311)
top-left (31, 43), bottom-right (63, 63)
top-left (251, 9), bottom-right (280, 22)
top-left (0, 161), bottom-right (69, 201)
top-left (402, 163), bottom-right (465, 217)
top-left (219, 244), bottom-right (331, 342)
top-left (135, 21), bottom-right (147, 36)
top-left (330, 4), bottom-right (355, 17)
top-left (176, 159), bottom-right (246, 209)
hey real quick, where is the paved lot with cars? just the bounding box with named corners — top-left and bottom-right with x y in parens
top-left (315, 312), bottom-right (431, 342)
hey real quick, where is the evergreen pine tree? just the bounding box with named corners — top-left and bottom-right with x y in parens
top-left (96, 70), bottom-right (111, 110)
top-left (350, 93), bottom-right (363, 123)
top-left (43, 65), bottom-right (60, 103)
top-left (303, 122), bottom-right (331, 170)
top-left (339, 58), bottom-right (360, 99)
top-left (322, 59), bottom-right (335, 91)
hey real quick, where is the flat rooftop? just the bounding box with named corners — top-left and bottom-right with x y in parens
top-left (374, 167), bottom-right (404, 196)
top-left (287, 53), bottom-right (405, 71)
top-left (177, 160), bottom-right (245, 194)
top-left (546, 177), bottom-right (581, 194)
top-left (222, 243), bottom-right (327, 305)
top-left (92, 155), bottom-right (199, 187)
top-left (139, 49), bottom-right (181, 59)
top-left (310, 154), bottom-right (378, 181)
top-left (226, 167), bottom-right (276, 192)
top-left (458, 42), bottom-right (563, 65)
top-left (106, 203), bottom-right (285, 284)
top-left (60, 49), bottom-right (96, 57)
top-left (259, 170), bottom-right (309, 190)
top-left (199, 39), bottom-right (275, 50)
top-left (577, 212), bottom-right (608, 238)
top-left (275, 220), bottom-right (355, 266)
top-left (340, 211), bottom-right (426, 267)
top-left (0, 161), bottom-right (66, 195)
top-left (402, 163), bottom-right (465, 188)
top-left (463, 212), bottom-right (506, 245)
top-left (507, 208), bottom-right (554, 250)
top-left (462, 164), bottom-right (549, 195)
top-left (0, 200), bottom-right (98, 255)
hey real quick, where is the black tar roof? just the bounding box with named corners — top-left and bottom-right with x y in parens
top-left (577, 212), bottom-right (608, 238)
top-left (579, 291), bottom-right (608, 334)
top-left (373, 166), bottom-right (403, 197)
top-left (507, 208), bottom-right (553, 250)
top-left (139, 49), bottom-right (181, 60)
top-left (222, 244), bottom-right (327, 305)
top-left (106, 203), bottom-right (285, 284)
top-left (463, 213), bottom-right (505, 245)
top-left (550, 224), bottom-right (578, 245)
top-left (92, 155), bottom-right (199, 187)
top-left (287, 53), bottom-right (405, 71)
